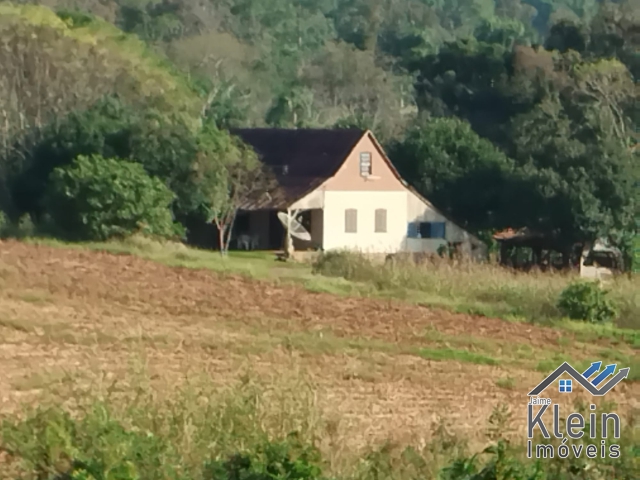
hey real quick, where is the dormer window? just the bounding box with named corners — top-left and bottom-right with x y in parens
top-left (360, 152), bottom-right (372, 177)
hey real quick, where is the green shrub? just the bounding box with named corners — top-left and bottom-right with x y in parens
top-left (204, 434), bottom-right (324, 480)
top-left (1, 392), bottom-right (638, 480)
top-left (44, 154), bottom-right (184, 241)
top-left (0, 210), bottom-right (8, 235)
top-left (440, 440), bottom-right (543, 480)
top-left (0, 213), bottom-right (37, 239)
top-left (311, 250), bottom-right (381, 283)
top-left (0, 403), bottom-right (324, 480)
top-left (557, 280), bottom-right (618, 323)
top-left (0, 405), bottom-right (174, 480)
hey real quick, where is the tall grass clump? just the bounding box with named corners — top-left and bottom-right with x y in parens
top-left (312, 250), bottom-right (640, 329)
top-left (0, 374), bottom-right (327, 480)
top-left (1, 382), bottom-right (638, 480)
top-left (311, 250), bottom-right (386, 285)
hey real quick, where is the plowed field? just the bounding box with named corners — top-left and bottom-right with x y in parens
top-left (0, 240), bottom-right (638, 451)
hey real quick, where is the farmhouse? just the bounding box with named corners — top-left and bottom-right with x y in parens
top-left (230, 128), bottom-right (486, 259)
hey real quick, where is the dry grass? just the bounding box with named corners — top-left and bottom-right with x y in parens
top-left (0, 238), bottom-right (639, 478)
top-left (312, 250), bottom-right (640, 332)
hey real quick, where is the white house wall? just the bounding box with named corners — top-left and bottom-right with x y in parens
top-left (321, 190), bottom-right (484, 255)
top-left (323, 191), bottom-right (407, 253)
top-left (405, 190), bottom-right (474, 254)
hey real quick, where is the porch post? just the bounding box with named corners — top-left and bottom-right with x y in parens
top-left (284, 207), bottom-right (295, 258)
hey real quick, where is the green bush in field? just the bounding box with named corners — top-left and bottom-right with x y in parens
top-left (0, 212), bottom-right (38, 239)
top-left (203, 434), bottom-right (324, 480)
top-left (557, 280), bottom-right (618, 323)
top-left (45, 154), bottom-right (184, 241)
top-left (311, 250), bottom-right (380, 283)
top-left (0, 211), bottom-right (9, 237)
top-left (441, 441), bottom-right (543, 480)
top-left (0, 396), bottom-right (638, 480)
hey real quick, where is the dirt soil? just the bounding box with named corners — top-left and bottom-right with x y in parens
top-left (0, 240), bottom-right (638, 451)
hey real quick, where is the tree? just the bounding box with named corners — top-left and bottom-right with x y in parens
top-left (7, 97), bottom-right (211, 225)
top-left (567, 58), bottom-right (637, 144)
top-left (301, 42), bottom-right (415, 140)
top-left (125, 111), bottom-right (212, 223)
top-left (45, 154), bottom-right (182, 241)
top-left (509, 93), bottom-right (639, 252)
top-left (8, 96), bottom-right (137, 220)
top-left (0, 5), bottom-right (206, 218)
top-left (327, 0), bottom-right (383, 51)
top-left (0, 5), bottom-right (202, 146)
top-left (410, 37), bottom-right (519, 146)
top-left (265, 85), bottom-right (316, 127)
top-left (388, 116), bottom-right (516, 231)
top-left (7, 92), bottom-right (251, 238)
top-left (588, 1), bottom-right (640, 82)
top-left (195, 127), bottom-right (276, 255)
top-left (166, 32), bottom-right (264, 127)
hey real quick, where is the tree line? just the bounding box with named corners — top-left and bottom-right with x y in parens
top-left (0, 0), bottom-right (637, 261)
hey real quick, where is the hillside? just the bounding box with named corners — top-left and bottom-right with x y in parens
top-left (0, 0), bottom-right (639, 475)
top-left (0, 241), bottom-right (638, 477)
top-left (1, 0), bottom-right (638, 261)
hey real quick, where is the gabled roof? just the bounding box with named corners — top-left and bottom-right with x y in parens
top-left (229, 129), bottom-right (484, 247)
top-left (230, 128), bottom-right (365, 209)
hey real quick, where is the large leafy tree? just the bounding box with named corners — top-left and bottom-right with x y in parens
top-left (8, 96), bottom-right (243, 229)
top-left (403, 10), bottom-right (639, 253)
top-left (409, 36), bottom-right (524, 146)
top-left (388, 116), bottom-right (516, 231)
top-left (0, 4), bottom-right (205, 216)
top-left (510, 93), bottom-right (639, 249)
top-left (45, 154), bottom-right (181, 241)
top-left (9, 96), bottom-right (137, 219)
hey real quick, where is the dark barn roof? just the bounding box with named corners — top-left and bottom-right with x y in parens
top-left (229, 128), bottom-right (365, 209)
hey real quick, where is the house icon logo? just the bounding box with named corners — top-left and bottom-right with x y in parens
top-left (528, 361), bottom-right (630, 397)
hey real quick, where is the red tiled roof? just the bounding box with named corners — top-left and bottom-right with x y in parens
top-left (230, 128), bottom-right (365, 210)
top-left (493, 227), bottom-right (545, 241)
top-left (493, 228), bottom-right (521, 240)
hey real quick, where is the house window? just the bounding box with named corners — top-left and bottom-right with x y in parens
top-left (359, 152), bottom-right (372, 177)
top-left (559, 379), bottom-right (572, 393)
top-left (407, 221), bottom-right (446, 239)
top-left (345, 209), bottom-right (358, 233)
top-left (375, 209), bottom-right (387, 233)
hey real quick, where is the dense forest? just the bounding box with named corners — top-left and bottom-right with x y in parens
top-left (0, 0), bottom-right (638, 260)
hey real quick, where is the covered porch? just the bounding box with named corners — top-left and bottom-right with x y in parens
top-left (233, 208), bottom-right (324, 251)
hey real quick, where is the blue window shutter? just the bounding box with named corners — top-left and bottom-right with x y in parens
top-left (407, 223), bottom-right (419, 238)
top-left (432, 222), bottom-right (446, 239)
